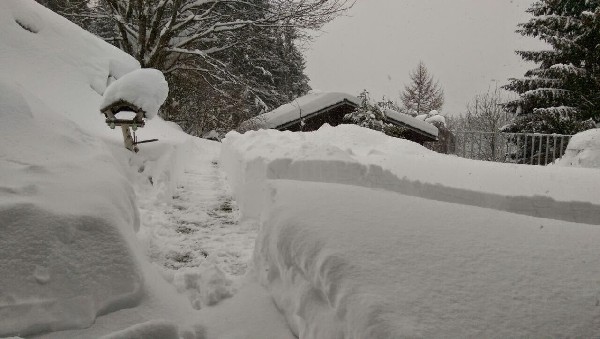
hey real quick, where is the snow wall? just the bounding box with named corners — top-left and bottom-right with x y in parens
top-left (221, 124), bottom-right (600, 338)
top-left (222, 125), bottom-right (600, 226)
top-left (0, 1), bottom-right (196, 336)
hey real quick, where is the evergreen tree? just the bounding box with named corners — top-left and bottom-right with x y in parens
top-left (503, 0), bottom-right (600, 134)
top-left (344, 90), bottom-right (407, 138)
top-left (400, 61), bottom-right (444, 116)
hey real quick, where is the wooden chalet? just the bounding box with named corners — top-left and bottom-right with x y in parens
top-left (240, 92), bottom-right (438, 144)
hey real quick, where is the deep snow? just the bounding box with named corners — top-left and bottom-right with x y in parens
top-left (0, 1), bottom-right (292, 338)
top-left (222, 124), bottom-right (600, 338)
top-left (557, 128), bottom-right (600, 168)
top-left (4, 1), bottom-right (600, 338)
top-left (222, 125), bottom-right (600, 225)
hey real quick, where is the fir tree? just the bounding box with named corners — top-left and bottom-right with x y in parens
top-left (503, 0), bottom-right (600, 134)
top-left (400, 61), bottom-right (444, 116)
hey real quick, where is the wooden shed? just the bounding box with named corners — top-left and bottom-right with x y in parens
top-left (240, 92), bottom-right (438, 144)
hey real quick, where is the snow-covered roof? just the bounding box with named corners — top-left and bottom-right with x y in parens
top-left (383, 109), bottom-right (439, 138)
top-left (254, 92), bottom-right (360, 129)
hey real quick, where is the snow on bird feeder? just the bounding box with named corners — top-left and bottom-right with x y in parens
top-left (100, 68), bottom-right (168, 152)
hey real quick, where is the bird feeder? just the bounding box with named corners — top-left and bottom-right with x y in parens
top-left (100, 99), bottom-right (157, 152)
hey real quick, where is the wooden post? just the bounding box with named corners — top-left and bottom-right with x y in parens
top-left (121, 125), bottom-right (138, 152)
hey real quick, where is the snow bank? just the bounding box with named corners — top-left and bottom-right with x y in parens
top-left (256, 181), bottom-right (600, 337)
top-left (99, 320), bottom-right (179, 339)
top-left (0, 80), bottom-right (142, 337)
top-left (0, 1), bottom-right (201, 336)
top-left (0, 0), bottom-right (140, 138)
top-left (222, 124), bottom-right (600, 225)
top-left (100, 68), bottom-right (169, 119)
top-left (557, 128), bottom-right (600, 168)
top-left (221, 124), bottom-right (600, 337)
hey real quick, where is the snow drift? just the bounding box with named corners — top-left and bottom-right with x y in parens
top-left (0, 1), bottom-right (195, 336)
top-left (222, 124), bottom-right (600, 338)
top-left (222, 124), bottom-right (600, 225)
top-left (557, 128), bottom-right (600, 168)
top-left (0, 69), bottom-right (142, 337)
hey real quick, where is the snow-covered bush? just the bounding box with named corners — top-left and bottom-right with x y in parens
top-left (344, 90), bottom-right (407, 138)
top-left (556, 128), bottom-right (600, 168)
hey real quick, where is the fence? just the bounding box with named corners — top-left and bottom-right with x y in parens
top-left (452, 131), bottom-right (572, 165)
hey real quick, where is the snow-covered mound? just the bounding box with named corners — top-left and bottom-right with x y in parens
top-left (557, 128), bottom-right (600, 168)
top-left (257, 181), bottom-right (600, 337)
top-left (222, 124), bottom-right (600, 337)
top-left (100, 68), bottom-right (169, 119)
top-left (0, 70), bottom-right (142, 338)
top-left (0, 1), bottom-right (199, 337)
top-left (223, 124), bottom-right (600, 225)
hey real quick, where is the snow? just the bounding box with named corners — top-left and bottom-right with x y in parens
top-left (4, 0), bottom-right (600, 338)
top-left (222, 124), bottom-right (600, 337)
top-left (383, 108), bottom-right (439, 137)
top-left (0, 66), bottom-right (143, 338)
top-left (223, 124), bottom-right (600, 224)
top-left (0, 1), bottom-right (292, 338)
top-left (425, 113), bottom-right (446, 126)
top-left (100, 68), bottom-right (169, 119)
top-left (256, 181), bottom-right (600, 337)
top-left (98, 320), bottom-right (179, 339)
top-left (556, 128), bottom-right (600, 168)
top-left (243, 92), bottom-right (360, 130)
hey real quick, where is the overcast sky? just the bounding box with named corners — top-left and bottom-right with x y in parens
top-left (304, 0), bottom-right (547, 115)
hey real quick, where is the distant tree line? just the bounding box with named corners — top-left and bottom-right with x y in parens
top-left (37, 0), bottom-right (354, 137)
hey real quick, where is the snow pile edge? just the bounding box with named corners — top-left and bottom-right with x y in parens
top-left (221, 127), bottom-right (600, 225)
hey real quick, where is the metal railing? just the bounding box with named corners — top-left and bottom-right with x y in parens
top-left (452, 131), bottom-right (572, 165)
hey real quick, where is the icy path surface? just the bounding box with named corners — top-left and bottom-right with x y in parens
top-left (139, 153), bottom-right (255, 279)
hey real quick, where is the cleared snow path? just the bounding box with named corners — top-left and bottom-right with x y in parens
top-left (132, 141), bottom-right (295, 339)
top-left (136, 142), bottom-right (258, 304)
top-left (140, 159), bottom-right (254, 278)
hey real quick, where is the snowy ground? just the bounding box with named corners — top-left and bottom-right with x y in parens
top-left (222, 125), bottom-right (600, 338)
top-left (135, 140), bottom-right (256, 305)
top-left (3, 1), bottom-right (600, 338)
top-left (0, 1), bottom-right (293, 338)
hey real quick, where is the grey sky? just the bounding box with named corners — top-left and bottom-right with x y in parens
top-left (305, 0), bottom-right (547, 115)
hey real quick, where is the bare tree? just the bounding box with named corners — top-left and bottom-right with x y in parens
top-left (464, 88), bottom-right (511, 132)
top-left (449, 87), bottom-right (513, 161)
top-left (94, 0), bottom-right (353, 76)
top-left (400, 61), bottom-right (444, 116)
